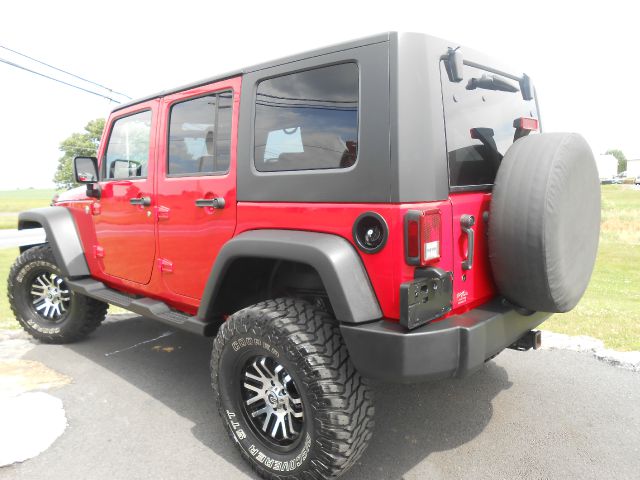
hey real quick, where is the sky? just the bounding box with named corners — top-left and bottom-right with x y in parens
top-left (0, 0), bottom-right (638, 190)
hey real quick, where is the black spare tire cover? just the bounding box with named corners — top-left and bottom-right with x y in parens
top-left (488, 132), bottom-right (600, 313)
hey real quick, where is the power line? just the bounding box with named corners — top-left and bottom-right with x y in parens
top-left (0, 56), bottom-right (122, 103)
top-left (0, 44), bottom-right (131, 99)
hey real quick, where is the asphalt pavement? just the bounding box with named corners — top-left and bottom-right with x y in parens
top-left (2, 314), bottom-right (639, 480)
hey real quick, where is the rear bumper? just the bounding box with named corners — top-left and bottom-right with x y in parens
top-left (340, 299), bottom-right (551, 383)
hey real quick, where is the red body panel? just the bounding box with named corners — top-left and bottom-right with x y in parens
top-left (235, 202), bottom-right (454, 320)
top-left (92, 100), bottom-right (160, 285)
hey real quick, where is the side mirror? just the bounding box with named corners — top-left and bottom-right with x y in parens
top-left (446, 47), bottom-right (464, 82)
top-left (520, 74), bottom-right (534, 101)
top-left (73, 156), bottom-right (100, 199)
top-left (73, 156), bottom-right (99, 183)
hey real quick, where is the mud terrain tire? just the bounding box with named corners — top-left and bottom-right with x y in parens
top-left (211, 298), bottom-right (374, 480)
top-left (8, 245), bottom-right (108, 343)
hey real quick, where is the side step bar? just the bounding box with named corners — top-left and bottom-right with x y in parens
top-left (66, 278), bottom-right (216, 336)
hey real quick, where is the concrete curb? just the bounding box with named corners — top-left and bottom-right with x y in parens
top-left (0, 392), bottom-right (67, 467)
top-left (541, 330), bottom-right (640, 372)
top-left (0, 329), bottom-right (70, 466)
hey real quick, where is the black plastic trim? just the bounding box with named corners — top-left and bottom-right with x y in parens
top-left (463, 59), bottom-right (522, 82)
top-left (449, 184), bottom-right (493, 193)
top-left (399, 267), bottom-right (452, 329)
top-left (198, 230), bottom-right (382, 324)
top-left (18, 207), bottom-right (90, 278)
top-left (341, 299), bottom-right (551, 383)
top-left (66, 278), bottom-right (215, 336)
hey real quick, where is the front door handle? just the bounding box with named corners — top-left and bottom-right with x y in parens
top-left (195, 197), bottom-right (225, 209)
top-left (461, 214), bottom-right (475, 271)
top-left (129, 196), bottom-right (151, 207)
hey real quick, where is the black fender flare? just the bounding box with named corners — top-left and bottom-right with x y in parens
top-left (18, 207), bottom-right (90, 279)
top-left (197, 230), bottom-right (382, 324)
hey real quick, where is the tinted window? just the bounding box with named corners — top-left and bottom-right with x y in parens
top-left (104, 110), bottom-right (152, 179)
top-left (441, 63), bottom-right (538, 188)
top-left (168, 92), bottom-right (232, 175)
top-left (254, 63), bottom-right (359, 172)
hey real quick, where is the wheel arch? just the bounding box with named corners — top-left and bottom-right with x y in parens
top-left (18, 207), bottom-right (90, 279)
top-left (198, 230), bottom-right (382, 326)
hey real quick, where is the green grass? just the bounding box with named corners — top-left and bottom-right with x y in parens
top-left (0, 189), bottom-right (58, 229)
top-left (0, 185), bottom-right (638, 350)
top-left (0, 188), bottom-right (58, 211)
top-left (0, 216), bottom-right (18, 229)
top-left (542, 185), bottom-right (640, 350)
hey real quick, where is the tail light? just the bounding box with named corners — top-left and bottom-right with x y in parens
top-left (405, 209), bottom-right (442, 266)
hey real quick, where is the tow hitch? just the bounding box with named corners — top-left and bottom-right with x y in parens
top-left (509, 330), bottom-right (542, 351)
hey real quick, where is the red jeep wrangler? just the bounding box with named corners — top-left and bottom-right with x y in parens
top-left (8, 32), bottom-right (600, 479)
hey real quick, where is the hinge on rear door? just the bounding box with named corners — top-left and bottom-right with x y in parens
top-left (157, 258), bottom-right (173, 273)
top-left (93, 245), bottom-right (105, 258)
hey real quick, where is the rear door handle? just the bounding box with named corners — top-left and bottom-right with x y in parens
top-left (129, 196), bottom-right (151, 206)
top-left (461, 214), bottom-right (475, 270)
top-left (195, 197), bottom-right (225, 209)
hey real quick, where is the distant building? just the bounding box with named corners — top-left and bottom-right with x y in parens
top-left (596, 154), bottom-right (618, 180)
top-left (627, 158), bottom-right (640, 177)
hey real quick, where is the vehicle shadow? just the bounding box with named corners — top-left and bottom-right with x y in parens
top-left (65, 316), bottom-right (512, 479)
top-left (343, 364), bottom-right (510, 479)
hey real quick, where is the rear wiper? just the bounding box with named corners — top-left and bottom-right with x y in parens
top-left (466, 74), bottom-right (519, 93)
top-left (470, 127), bottom-right (503, 173)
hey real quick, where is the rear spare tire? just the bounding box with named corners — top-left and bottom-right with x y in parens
top-left (489, 132), bottom-right (600, 313)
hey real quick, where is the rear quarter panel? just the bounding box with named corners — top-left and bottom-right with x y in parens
top-left (236, 201), bottom-right (453, 320)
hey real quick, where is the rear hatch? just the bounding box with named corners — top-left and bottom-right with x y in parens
top-left (439, 60), bottom-right (540, 312)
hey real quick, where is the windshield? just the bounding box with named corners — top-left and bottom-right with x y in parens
top-left (440, 62), bottom-right (538, 189)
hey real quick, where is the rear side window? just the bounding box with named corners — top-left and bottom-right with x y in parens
top-left (104, 110), bottom-right (152, 179)
top-left (441, 63), bottom-right (538, 189)
top-left (168, 91), bottom-right (232, 175)
top-left (254, 63), bottom-right (359, 172)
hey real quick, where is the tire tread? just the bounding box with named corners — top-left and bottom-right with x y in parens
top-left (211, 298), bottom-right (374, 480)
top-left (7, 245), bottom-right (107, 343)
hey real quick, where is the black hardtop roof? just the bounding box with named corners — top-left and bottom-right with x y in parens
top-left (113, 32), bottom-right (391, 112)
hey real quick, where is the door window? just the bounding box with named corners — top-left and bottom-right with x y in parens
top-left (103, 110), bottom-right (152, 179)
top-left (167, 92), bottom-right (233, 175)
